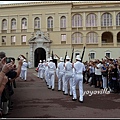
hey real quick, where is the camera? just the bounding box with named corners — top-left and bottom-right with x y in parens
top-left (6, 57), bottom-right (12, 63)
top-left (17, 58), bottom-right (20, 61)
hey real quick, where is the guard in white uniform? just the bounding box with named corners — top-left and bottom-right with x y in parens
top-left (47, 57), bottom-right (56, 90)
top-left (20, 59), bottom-right (28, 81)
top-left (64, 55), bottom-right (73, 96)
top-left (57, 57), bottom-right (65, 92)
top-left (42, 60), bottom-right (46, 80)
top-left (72, 55), bottom-right (86, 103)
top-left (37, 60), bottom-right (43, 79)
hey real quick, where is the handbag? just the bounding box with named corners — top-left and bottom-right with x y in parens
top-left (35, 67), bottom-right (38, 72)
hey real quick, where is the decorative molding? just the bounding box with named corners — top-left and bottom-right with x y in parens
top-left (45, 12), bottom-right (55, 15)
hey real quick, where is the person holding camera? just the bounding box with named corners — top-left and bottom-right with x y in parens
top-left (0, 51), bottom-right (23, 116)
top-left (0, 57), bottom-right (14, 117)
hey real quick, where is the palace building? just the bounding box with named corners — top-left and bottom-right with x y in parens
top-left (0, 1), bottom-right (120, 67)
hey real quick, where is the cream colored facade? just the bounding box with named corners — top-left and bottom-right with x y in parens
top-left (0, 1), bottom-right (120, 67)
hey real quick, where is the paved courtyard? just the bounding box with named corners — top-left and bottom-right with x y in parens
top-left (3, 68), bottom-right (120, 118)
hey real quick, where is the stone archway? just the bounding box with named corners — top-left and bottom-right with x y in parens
top-left (34, 47), bottom-right (46, 67)
top-left (28, 30), bottom-right (52, 68)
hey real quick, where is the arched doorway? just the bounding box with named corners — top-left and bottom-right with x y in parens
top-left (102, 32), bottom-right (113, 43)
top-left (34, 47), bottom-right (46, 67)
top-left (117, 32), bottom-right (120, 43)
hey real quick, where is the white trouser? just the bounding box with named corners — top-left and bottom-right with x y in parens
top-left (38, 69), bottom-right (43, 79)
top-left (64, 72), bottom-right (73, 95)
top-left (58, 72), bottom-right (65, 91)
top-left (41, 69), bottom-right (45, 79)
top-left (21, 70), bottom-right (27, 80)
top-left (45, 70), bottom-right (48, 82)
top-left (43, 69), bottom-right (45, 79)
top-left (45, 70), bottom-right (49, 86)
top-left (48, 71), bottom-right (55, 89)
top-left (72, 74), bottom-right (83, 101)
top-left (102, 75), bottom-right (107, 89)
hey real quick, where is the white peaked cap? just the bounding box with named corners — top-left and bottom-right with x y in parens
top-left (49, 57), bottom-right (53, 61)
top-left (60, 57), bottom-right (64, 62)
top-left (39, 60), bottom-right (42, 62)
top-left (23, 59), bottom-right (26, 62)
top-left (66, 55), bottom-right (70, 60)
top-left (75, 55), bottom-right (81, 61)
top-left (43, 60), bottom-right (46, 62)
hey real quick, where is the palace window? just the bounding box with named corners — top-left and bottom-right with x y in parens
top-left (11, 36), bottom-right (16, 43)
top-left (60, 16), bottom-right (66, 28)
top-left (11, 18), bottom-right (16, 30)
top-left (72, 14), bottom-right (82, 27)
top-left (116, 12), bottom-right (120, 26)
top-left (21, 35), bottom-right (26, 43)
top-left (72, 32), bottom-right (83, 44)
top-left (21, 18), bottom-right (27, 29)
top-left (101, 13), bottom-right (112, 26)
top-left (86, 13), bottom-right (97, 27)
top-left (47, 16), bottom-right (53, 28)
top-left (61, 34), bottom-right (66, 41)
top-left (2, 19), bottom-right (7, 30)
top-left (34, 17), bottom-right (40, 29)
top-left (2, 36), bottom-right (6, 43)
top-left (86, 32), bottom-right (98, 43)
top-left (90, 52), bottom-right (95, 59)
top-left (105, 52), bottom-right (111, 58)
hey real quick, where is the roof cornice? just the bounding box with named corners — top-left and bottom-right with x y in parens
top-left (0, 1), bottom-right (120, 8)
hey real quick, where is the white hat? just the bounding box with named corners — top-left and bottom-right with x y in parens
top-left (75, 55), bottom-right (81, 61)
top-left (66, 55), bottom-right (70, 60)
top-left (23, 59), bottom-right (26, 62)
top-left (60, 57), bottom-right (64, 62)
top-left (49, 57), bottom-right (53, 61)
top-left (43, 60), bottom-right (46, 62)
top-left (39, 60), bottom-right (42, 63)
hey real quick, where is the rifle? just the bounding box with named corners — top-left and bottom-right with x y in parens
top-left (71, 47), bottom-right (74, 63)
top-left (81, 46), bottom-right (85, 62)
top-left (51, 50), bottom-right (54, 60)
top-left (64, 51), bottom-right (67, 63)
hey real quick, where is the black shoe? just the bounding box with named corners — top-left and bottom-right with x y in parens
top-left (72, 98), bottom-right (77, 101)
top-left (79, 100), bottom-right (83, 103)
top-left (69, 94), bottom-right (73, 96)
top-left (52, 89), bottom-right (54, 91)
top-left (58, 90), bottom-right (61, 91)
top-left (100, 87), bottom-right (103, 89)
top-left (64, 93), bottom-right (68, 95)
top-left (48, 87), bottom-right (51, 89)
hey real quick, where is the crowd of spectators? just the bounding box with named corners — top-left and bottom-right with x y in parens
top-left (83, 56), bottom-right (120, 93)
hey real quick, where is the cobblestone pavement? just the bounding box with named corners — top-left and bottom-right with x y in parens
top-left (3, 68), bottom-right (120, 118)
